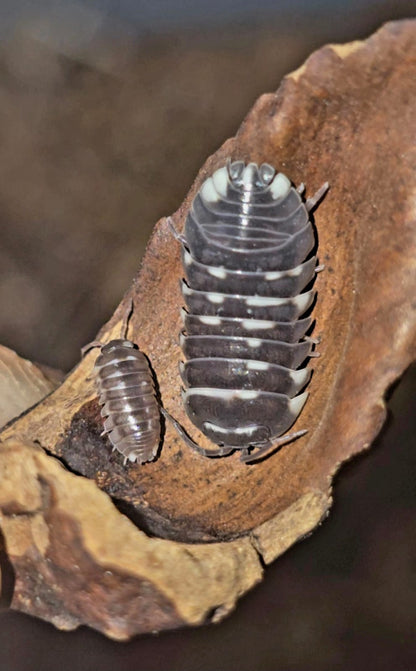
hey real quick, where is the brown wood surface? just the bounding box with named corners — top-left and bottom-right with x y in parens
top-left (0, 20), bottom-right (415, 638)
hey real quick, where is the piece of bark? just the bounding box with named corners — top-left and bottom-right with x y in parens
top-left (0, 20), bottom-right (415, 638)
top-left (0, 439), bottom-right (261, 638)
top-left (0, 345), bottom-right (61, 429)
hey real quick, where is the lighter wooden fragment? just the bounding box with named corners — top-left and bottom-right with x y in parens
top-left (0, 345), bottom-right (58, 428)
top-left (250, 490), bottom-right (330, 564)
top-left (0, 439), bottom-right (262, 637)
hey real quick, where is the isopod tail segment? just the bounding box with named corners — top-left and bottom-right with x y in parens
top-left (161, 404), bottom-right (308, 464)
top-left (160, 407), bottom-right (234, 458)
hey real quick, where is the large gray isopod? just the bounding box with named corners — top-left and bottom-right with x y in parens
top-left (170, 160), bottom-right (328, 463)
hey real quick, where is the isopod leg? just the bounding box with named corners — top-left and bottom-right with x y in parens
top-left (240, 429), bottom-right (308, 464)
top-left (303, 335), bottom-right (321, 345)
top-left (166, 216), bottom-right (188, 247)
top-left (296, 182), bottom-right (305, 195)
top-left (306, 182), bottom-right (329, 212)
top-left (160, 408), bottom-right (233, 457)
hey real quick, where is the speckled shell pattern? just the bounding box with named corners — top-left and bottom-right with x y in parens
top-left (94, 340), bottom-right (160, 463)
top-left (179, 161), bottom-right (316, 449)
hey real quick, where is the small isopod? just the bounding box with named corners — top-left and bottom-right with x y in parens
top-left (169, 160), bottom-right (328, 463)
top-left (82, 304), bottom-right (161, 464)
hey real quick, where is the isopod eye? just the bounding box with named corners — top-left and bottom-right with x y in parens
top-left (259, 163), bottom-right (275, 185)
top-left (228, 160), bottom-right (245, 184)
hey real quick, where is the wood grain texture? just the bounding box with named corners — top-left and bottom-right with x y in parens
top-left (0, 20), bottom-right (415, 637)
top-left (0, 345), bottom-right (60, 428)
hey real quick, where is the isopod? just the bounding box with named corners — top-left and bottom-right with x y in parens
top-left (170, 160), bottom-right (328, 463)
top-left (82, 305), bottom-right (161, 464)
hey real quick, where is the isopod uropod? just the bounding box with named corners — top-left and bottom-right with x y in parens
top-left (170, 160), bottom-right (328, 463)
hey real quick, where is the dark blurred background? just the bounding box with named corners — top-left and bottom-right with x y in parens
top-left (0, 2), bottom-right (415, 669)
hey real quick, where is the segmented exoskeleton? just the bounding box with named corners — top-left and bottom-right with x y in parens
top-left (82, 305), bottom-right (161, 464)
top-left (170, 160), bottom-right (328, 463)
